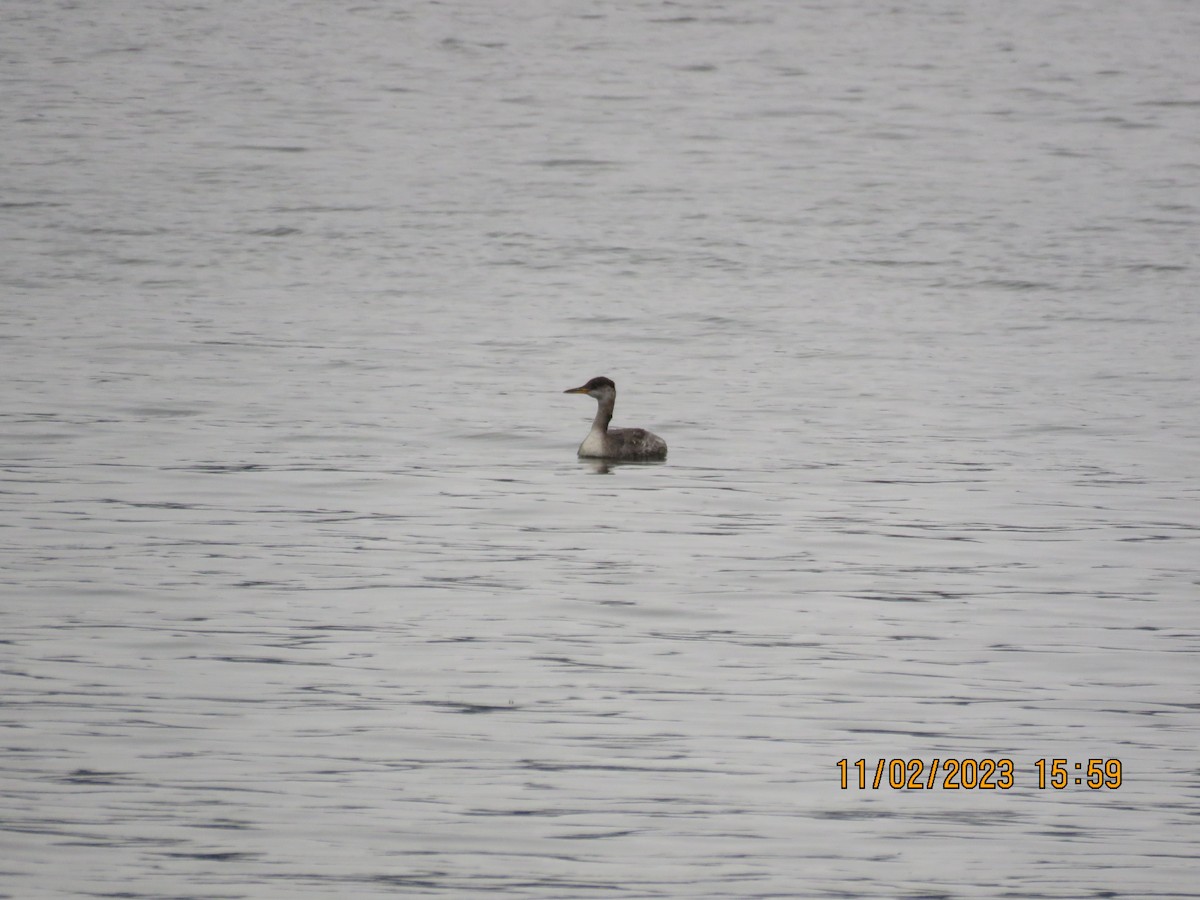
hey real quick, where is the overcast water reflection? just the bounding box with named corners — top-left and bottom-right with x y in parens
top-left (2, 1), bottom-right (1199, 897)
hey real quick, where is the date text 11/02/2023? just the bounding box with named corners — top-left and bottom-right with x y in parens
top-left (836, 759), bottom-right (1123, 790)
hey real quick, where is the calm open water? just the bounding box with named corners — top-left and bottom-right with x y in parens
top-left (2, 1), bottom-right (1199, 897)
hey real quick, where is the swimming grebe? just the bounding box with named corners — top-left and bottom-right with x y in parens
top-left (563, 376), bottom-right (668, 461)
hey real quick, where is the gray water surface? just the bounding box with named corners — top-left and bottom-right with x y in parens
top-left (2, 1), bottom-right (1199, 897)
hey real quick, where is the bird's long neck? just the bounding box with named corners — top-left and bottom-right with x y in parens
top-left (592, 392), bottom-right (615, 433)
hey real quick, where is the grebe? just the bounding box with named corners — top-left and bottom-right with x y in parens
top-left (563, 376), bottom-right (668, 461)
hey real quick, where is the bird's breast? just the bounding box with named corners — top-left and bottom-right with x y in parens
top-left (578, 428), bottom-right (608, 458)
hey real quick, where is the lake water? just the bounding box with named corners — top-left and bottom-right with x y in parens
top-left (2, 1), bottom-right (1199, 897)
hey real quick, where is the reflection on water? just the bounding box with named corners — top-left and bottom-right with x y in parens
top-left (2, 0), bottom-right (1199, 897)
top-left (577, 457), bottom-right (669, 475)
